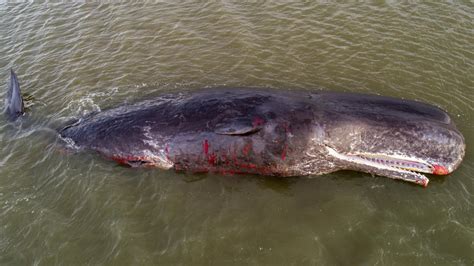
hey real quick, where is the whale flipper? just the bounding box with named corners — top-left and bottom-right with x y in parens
top-left (214, 117), bottom-right (262, 135)
top-left (5, 69), bottom-right (24, 121)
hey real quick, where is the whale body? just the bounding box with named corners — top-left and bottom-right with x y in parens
top-left (59, 88), bottom-right (465, 187)
top-left (5, 71), bottom-right (466, 186)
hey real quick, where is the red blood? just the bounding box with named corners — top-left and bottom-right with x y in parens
top-left (281, 144), bottom-right (287, 161)
top-left (232, 149), bottom-right (238, 165)
top-left (252, 116), bottom-right (264, 127)
top-left (418, 178), bottom-right (429, 188)
top-left (203, 139), bottom-right (209, 156)
top-left (111, 156), bottom-right (128, 165)
top-left (432, 165), bottom-right (449, 175)
top-left (208, 153), bottom-right (217, 165)
top-left (242, 143), bottom-right (252, 156)
top-left (240, 163), bottom-right (257, 169)
top-left (221, 154), bottom-right (229, 165)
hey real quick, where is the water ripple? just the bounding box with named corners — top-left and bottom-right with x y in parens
top-left (0, 2), bottom-right (473, 265)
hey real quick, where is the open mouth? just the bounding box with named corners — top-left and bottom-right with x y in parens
top-left (325, 146), bottom-right (449, 187)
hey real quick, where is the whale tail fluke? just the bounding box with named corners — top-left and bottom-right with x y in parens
top-left (5, 69), bottom-right (24, 121)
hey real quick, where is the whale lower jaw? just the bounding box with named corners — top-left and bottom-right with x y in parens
top-left (325, 146), bottom-right (436, 187)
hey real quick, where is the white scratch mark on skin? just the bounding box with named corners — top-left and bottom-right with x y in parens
top-left (141, 126), bottom-right (173, 169)
top-left (59, 136), bottom-right (80, 150)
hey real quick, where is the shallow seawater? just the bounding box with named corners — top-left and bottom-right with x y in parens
top-left (0, 2), bottom-right (473, 265)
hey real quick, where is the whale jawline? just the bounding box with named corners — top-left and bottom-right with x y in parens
top-left (325, 146), bottom-right (450, 187)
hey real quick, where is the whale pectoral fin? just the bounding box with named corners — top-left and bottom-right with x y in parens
top-left (214, 118), bottom-right (262, 136)
top-left (215, 124), bottom-right (261, 135)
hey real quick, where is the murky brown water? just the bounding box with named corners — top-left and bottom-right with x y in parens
top-left (0, 2), bottom-right (473, 265)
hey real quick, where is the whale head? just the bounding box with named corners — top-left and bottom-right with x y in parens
top-left (319, 93), bottom-right (465, 187)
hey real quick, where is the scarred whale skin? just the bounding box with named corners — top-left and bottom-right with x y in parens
top-left (58, 88), bottom-right (465, 185)
top-left (4, 69), bottom-right (465, 186)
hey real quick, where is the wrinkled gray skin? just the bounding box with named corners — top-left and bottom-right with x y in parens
top-left (59, 88), bottom-right (465, 187)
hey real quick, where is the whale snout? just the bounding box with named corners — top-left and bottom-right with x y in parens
top-left (424, 123), bottom-right (465, 175)
top-left (321, 93), bottom-right (466, 186)
top-left (442, 140), bottom-right (465, 175)
top-left (432, 164), bottom-right (449, 175)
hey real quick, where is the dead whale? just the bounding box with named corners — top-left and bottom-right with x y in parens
top-left (5, 70), bottom-right (466, 186)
